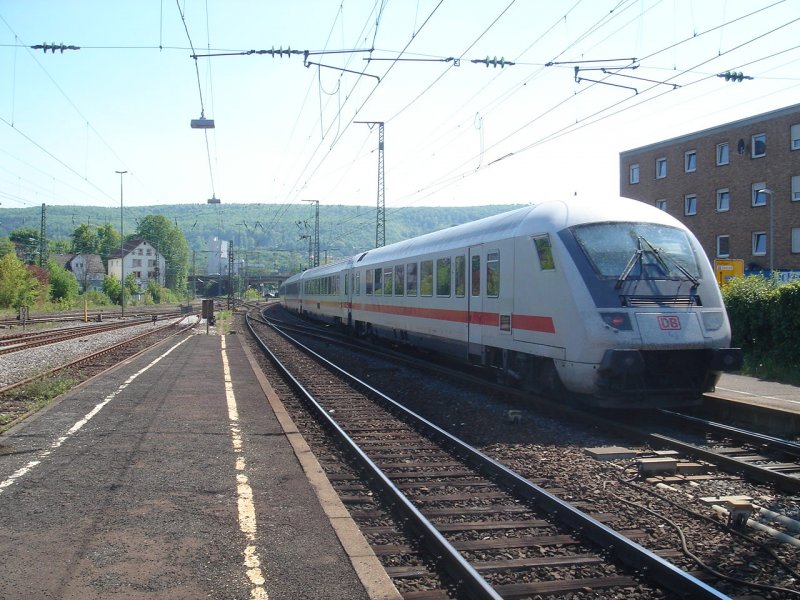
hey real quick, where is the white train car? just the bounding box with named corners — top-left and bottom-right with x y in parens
top-left (281, 197), bottom-right (742, 407)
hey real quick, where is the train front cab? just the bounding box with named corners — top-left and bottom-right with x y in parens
top-left (557, 219), bottom-right (742, 406)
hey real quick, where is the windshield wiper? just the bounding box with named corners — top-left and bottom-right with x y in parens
top-left (639, 236), bottom-right (700, 286)
top-left (615, 244), bottom-right (642, 289)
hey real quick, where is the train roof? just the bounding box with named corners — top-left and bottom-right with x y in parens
top-left (285, 197), bottom-right (686, 281)
top-left (353, 197), bottom-right (684, 267)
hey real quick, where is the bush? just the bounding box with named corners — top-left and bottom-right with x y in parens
top-left (722, 275), bottom-right (800, 378)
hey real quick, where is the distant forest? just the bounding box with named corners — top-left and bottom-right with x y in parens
top-left (0, 202), bottom-right (525, 274)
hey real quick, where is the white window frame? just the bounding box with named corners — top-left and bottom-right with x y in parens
top-left (716, 188), bottom-right (730, 212)
top-left (792, 175), bottom-right (800, 202)
top-left (752, 182), bottom-right (767, 207)
top-left (793, 228), bottom-right (800, 254)
top-left (716, 142), bottom-right (729, 165)
top-left (655, 199), bottom-right (667, 211)
top-left (684, 194), bottom-right (697, 216)
top-left (751, 133), bottom-right (766, 158)
top-left (629, 163), bottom-right (640, 184)
top-left (752, 231), bottom-right (766, 256)
top-left (791, 124), bottom-right (800, 150)
top-left (716, 235), bottom-right (730, 258)
top-left (684, 150), bottom-right (697, 173)
top-left (655, 157), bottom-right (667, 179)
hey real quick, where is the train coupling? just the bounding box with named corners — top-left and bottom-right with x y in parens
top-left (599, 349), bottom-right (645, 376)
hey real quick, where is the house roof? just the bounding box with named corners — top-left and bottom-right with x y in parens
top-left (110, 239), bottom-right (154, 259)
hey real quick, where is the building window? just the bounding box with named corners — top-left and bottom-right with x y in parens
top-left (716, 142), bottom-right (729, 165)
top-left (793, 175), bottom-right (800, 201)
top-left (655, 157), bottom-right (667, 179)
top-left (752, 182), bottom-right (768, 207)
top-left (655, 199), bottom-right (667, 211)
top-left (793, 228), bottom-right (800, 253)
top-left (629, 163), bottom-right (640, 184)
top-left (684, 150), bottom-right (697, 172)
top-left (792, 124), bottom-right (800, 150)
top-left (717, 235), bottom-right (730, 258)
top-left (684, 194), bottom-right (697, 216)
top-left (716, 188), bottom-right (730, 212)
top-left (752, 232), bottom-right (766, 256)
top-left (751, 133), bottom-right (766, 158)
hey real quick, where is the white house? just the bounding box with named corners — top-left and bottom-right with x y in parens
top-left (107, 239), bottom-right (166, 289)
top-left (52, 253), bottom-right (106, 291)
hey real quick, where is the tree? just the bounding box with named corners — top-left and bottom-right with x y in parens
top-left (48, 259), bottom-right (79, 305)
top-left (96, 223), bottom-right (120, 265)
top-left (9, 227), bottom-right (41, 264)
top-left (71, 224), bottom-right (97, 254)
top-left (102, 275), bottom-right (121, 305)
top-left (135, 215), bottom-right (189, 293)
top-left (0, 253), bottom-right (41, 309)
top-left (0, 237), bottom-right (15, 258)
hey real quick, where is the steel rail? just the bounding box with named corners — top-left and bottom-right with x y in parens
top-left (246, 313), bottom-right (732, 600)
top-left (659, 409), bottom-right (800, 458)
top-left (0, 318), bottom-right (194, 396)
top-left (246, 313), bottom-right (502, 600)
top-left (648, 432), bottom-right (800, 494)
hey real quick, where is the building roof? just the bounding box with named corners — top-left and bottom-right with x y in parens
top-left (620, 102), bottom-right (800, 157)
top-left (110, 239), bottom-right (155, 259)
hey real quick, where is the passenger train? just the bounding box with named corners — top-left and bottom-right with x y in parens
top-left (280, 197), bottom-right (742, 407)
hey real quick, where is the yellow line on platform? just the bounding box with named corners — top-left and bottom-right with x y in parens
top-left (221, 335), bottom-right (269, 600)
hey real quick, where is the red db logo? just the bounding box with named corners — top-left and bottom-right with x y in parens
top-left (657, 315), bottom-right (681, 330)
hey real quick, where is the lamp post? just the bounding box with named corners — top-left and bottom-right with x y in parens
top-left (116, 170), bottom-right (127, 316)
top-left (758, 188), bottom-right (774, 274)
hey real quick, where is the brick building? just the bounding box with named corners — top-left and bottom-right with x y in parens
top-left (619, 103), bottom-right (800, 275)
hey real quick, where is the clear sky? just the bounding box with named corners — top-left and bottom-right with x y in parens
top-left (1, 0), bottom-right (799, 214)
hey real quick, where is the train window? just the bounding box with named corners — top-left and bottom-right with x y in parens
top-left (436, 257), bottom-right (451, 296)
top-left (374, 268), bottom-right (383, 295)
top-left (572, 223), bottom-right (700, 279)
top-left (406, 263), bottom-right (418, 296)
top-left (455, 255), bottom-right (465, 297)
top-left (366, 269), bottom-right (373, 295)
top-left (533, 235), bottom-right (555, 270)
top-left (487, 251), bottom-right (500, 298)
top-left (471, 256), bottom-right (480, 296)
top-left (355, 271), bottom-right (361, 295)
top-left (383, 268), bottom-right (393, 295)
top-left (394, 265), bottom-right (405, 296)
top-left (345, 273), bottom-right (349, 295)
top-left (420, 260), bottom-right (433, 296)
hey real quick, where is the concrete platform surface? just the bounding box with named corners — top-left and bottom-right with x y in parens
top-left (0, 331), bottom-right (395, 600)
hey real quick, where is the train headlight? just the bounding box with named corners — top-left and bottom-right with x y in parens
top-left (701, 311), bottom-right (724, 332)
top-left (600, 312), bottom-right (632, 331)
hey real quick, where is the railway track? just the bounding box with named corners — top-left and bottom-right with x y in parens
top-left (246, 310), bottom-right (734, 599)
top-left (0, 318), bottom-right (156, 355)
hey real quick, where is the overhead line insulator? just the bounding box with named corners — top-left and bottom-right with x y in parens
top-left (31, 43), bottom-right (80, 53)
top-left (471, 56), bottom-right (515, 68)
top-left (717, 70), bottom-right (753, 82)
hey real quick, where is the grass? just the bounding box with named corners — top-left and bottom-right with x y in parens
top-left (0, 376), bottom-right (77, 433)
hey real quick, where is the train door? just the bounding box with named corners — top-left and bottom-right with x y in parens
top-left (467, 246), bottom-right (483, 359)
top-left (344, 261), bottom-right (353, 328)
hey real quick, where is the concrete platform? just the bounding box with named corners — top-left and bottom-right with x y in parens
top-left (0, 331), bottom-right (398, 600)
top-left (703, 373), bottom-right (800, 438)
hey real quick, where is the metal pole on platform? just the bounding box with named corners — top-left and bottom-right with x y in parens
top-left (115, 170), bottom-right (127, 317)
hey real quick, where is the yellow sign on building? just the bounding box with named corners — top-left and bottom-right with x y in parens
top-left (714, 259), bottom-right (744, 285)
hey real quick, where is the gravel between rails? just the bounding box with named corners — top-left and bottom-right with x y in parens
top-left (256, 305), bottom-right (799, 599)
top-left (0, 317), bottom-right (191, 388)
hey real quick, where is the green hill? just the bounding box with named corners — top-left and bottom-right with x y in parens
top-left (1, 203), bottom-right (525, 275)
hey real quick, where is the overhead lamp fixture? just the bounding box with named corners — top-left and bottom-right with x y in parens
top-left (191, 116), bottom-right (215, 129)
top-left (207, 195), bottom-right (220, 204)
